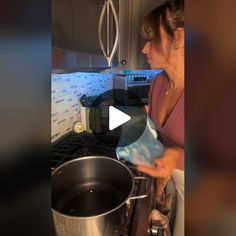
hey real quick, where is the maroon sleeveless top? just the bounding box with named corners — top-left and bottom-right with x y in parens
top-left (148, 72), bottom-right (184, 170)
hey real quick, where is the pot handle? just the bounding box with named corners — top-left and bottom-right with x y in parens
top-left (128, 176), bottom-right (149, 200)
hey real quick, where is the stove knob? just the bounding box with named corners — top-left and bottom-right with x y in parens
top-left (148, 227), bottom-right (168, 236)
top-left (147, 226), bottom-right (158, 236)
top-left (148, 213), bottom-right (169, 235)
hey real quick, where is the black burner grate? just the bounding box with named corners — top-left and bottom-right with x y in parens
top-left (51, 132), bottom-right (118, 168)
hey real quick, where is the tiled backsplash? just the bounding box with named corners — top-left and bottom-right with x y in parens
top-left (51, 72), bottom-right (113, 142)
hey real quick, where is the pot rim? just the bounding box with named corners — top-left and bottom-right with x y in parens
top-left (51, 155), bottom-right (135, 219)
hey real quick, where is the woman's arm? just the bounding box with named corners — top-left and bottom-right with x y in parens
top-left (137, 146), bottom-right (183, 200)
top-left (137, 146), bottom-right (183, 179)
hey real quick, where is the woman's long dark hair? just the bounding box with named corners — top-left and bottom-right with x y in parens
top-left (142, 0), bottom-right (184, 41)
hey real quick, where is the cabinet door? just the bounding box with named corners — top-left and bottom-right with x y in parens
top-left (138, 0), bottom-right (161, 68)
top-left (52, 0), bottom-right (75, 49)
top-left (52, 0), bottom-right (119, 69)
top-left (72, 0), bottom-right (119, 56)
top-left (119, 0), bottom-right (160, 69)
top-left (72, 0), bottom-right (102, 54)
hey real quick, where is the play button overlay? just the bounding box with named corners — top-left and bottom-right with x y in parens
top-left (88, 89), bottom-right (147, 147)
top-left (109, 106), bottom-right (131, 130)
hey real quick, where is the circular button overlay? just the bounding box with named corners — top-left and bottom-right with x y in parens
top-left (88, 89), bottom-right (147, 147)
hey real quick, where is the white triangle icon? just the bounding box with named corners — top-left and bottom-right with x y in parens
top-left (109, 106), bottom-right (131, 131)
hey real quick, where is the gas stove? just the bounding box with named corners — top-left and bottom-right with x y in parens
top-left (51, 132), bottom-right (176, 236)
top-left (51, 132), bottom-right (118, 169)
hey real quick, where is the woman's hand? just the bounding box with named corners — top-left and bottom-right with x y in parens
top-left (136, 147), bottom-right (182, 179)
top-left (144, 105), bottom-right (149, 113)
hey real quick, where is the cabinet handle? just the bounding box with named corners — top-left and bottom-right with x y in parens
top-left (98, 0), bottom-right (119, 67)
top-left (109, 0), bottom-right (119, 66)
top-left (98, 1), bottom-right (107, 59)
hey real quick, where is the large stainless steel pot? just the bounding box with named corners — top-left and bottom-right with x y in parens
top-left (52, 156), bottom-right (149, 236)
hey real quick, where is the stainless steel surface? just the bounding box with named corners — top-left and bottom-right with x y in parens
top-left (129, 176), bottom-right (177, 236)
top-left (98, 1), bottom-right (107, 59)
top-left (52, 208), bottom-right (126, 236)
top-left (148, 211), bottom-right (170, 236)
top-left (130, 176), bottom-right (155, 236)
top-left (52, 47), bottom-right (114, 71)
top-left (128, 176), bottom-right (149, 200)
top-left (51, 132), bottom-right (177, 236)
top-left (52, 156), bottom-right (148, 236)
top-left (118, 0), bottom-right (160, 69)
top-left (114, 74), bottom-right (152, 87)
top-left (113, 74), bottom-right (152, 105)
top-left (98, 0), bottom-right (119, 66)
top-left (109, 0), bottom-right (119, 66)
top-left (106, 0), bottom-right (110, 55)
top-left (147, 177), bottom-right (177, 236)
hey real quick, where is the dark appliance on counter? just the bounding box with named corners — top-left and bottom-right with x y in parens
top-left (113, 74), bottom-right (153, 105)
top-left (51, 131), bottom-right (177, 236)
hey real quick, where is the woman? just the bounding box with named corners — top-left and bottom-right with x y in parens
top-left (137, 0), bottom-right (184, 235)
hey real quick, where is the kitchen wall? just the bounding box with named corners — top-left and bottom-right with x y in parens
top-left (51, 72), bottom-right (113, 142)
